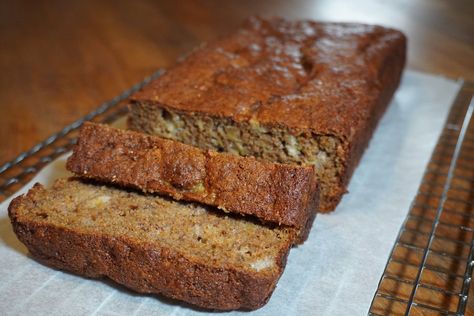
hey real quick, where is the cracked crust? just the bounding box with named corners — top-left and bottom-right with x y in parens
top-left (66, 122), bottom-right (319, 231)
top-left (128, 16), bottom-right (406, 211)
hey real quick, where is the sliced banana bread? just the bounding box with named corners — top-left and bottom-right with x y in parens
top-left (128, 16), bottom-right (406, 211)
top-left (8, 178), bottom-right (295, 310)
top-left (66, 122), bottom-right (318, 231)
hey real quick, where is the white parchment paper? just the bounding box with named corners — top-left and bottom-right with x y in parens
top-left (0, 70), bottom-right (462, 316)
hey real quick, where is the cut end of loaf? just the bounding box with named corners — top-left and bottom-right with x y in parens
top-left (128, 103), bottom-right (346, 211)
top-left (8, 178), bottom-right (294, 310)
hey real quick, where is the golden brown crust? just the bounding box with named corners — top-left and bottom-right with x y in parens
top-left (8, 183), bottom-right (292, 311)
top-left (131, 17), bottom-right (406, 140)
top-left (66, 122), bottom-right (318, 229)
top-left (129, 16), bottom-right (406, 212)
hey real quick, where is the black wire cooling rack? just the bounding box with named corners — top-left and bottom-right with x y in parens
top-left (369, 82), bottom-right (474, 315)
top-left (0, 71), bottom-right (473, 315)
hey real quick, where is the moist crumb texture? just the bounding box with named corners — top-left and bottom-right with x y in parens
top-left (67, 122), bottom-right (318, 230)
top-left (8, 179), bottom-right (294, 310)
top-left (128, 16), bottom-right (406, 211)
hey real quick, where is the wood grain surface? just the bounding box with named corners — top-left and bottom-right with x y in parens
top-left (0, 0), bottom-right (473, 166)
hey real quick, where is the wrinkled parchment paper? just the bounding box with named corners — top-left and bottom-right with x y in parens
top-left (0, 70), bottom-right (462, 315)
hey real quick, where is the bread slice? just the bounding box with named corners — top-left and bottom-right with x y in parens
top-left (66, 122), bottom-right (319, 230)
top-left (128, 16), bottom-right (406, 212)
top-left (8, 178), bottom-right (295, 310)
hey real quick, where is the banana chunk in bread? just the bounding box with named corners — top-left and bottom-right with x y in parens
top-left (8, 178), bottom-right (294, 310)
top-left (66, 122), bottom-right (318, 231)
top-left (128, 16), bottom-right (406, 211)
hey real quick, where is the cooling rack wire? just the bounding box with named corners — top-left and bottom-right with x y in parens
top-left (369, 82), bottom-right (474, 315)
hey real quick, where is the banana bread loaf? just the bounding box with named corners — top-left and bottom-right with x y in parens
top-left (66, 122), bottom-right (318, 231)
top-left (128, 16), bottom-right (406, 211)
top-left (8, 178), bottom-right (295, 310)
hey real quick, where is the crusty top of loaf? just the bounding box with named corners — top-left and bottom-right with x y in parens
top-left (131, 16), bottom-right (406, 139)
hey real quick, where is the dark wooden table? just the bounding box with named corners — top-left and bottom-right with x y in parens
top-left (0, 0), bottom-right (473, 166)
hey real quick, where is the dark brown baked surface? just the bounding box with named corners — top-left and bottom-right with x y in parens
top-left (131, 16), bottom-right (405, 139)
top-left (67, 122), bottom-right (319, 230)
top-left (8, 179), bottom-right (294, 310)
top-left (128, 16), bottom-right (406, 211)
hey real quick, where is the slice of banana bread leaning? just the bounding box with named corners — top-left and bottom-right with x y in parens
top-left (9, 178), bottom-right (295, 310)
top-left (128, 16), bottom-right (406, 212)
top-left (66, 122), bottom-right (318, 233)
